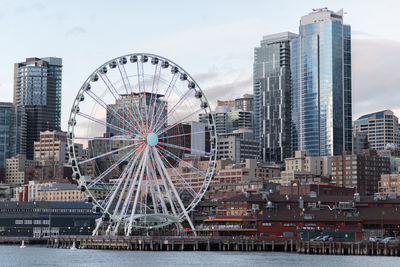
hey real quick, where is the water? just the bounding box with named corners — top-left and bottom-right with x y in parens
top-left (0, 245), bottom-right (398, 267)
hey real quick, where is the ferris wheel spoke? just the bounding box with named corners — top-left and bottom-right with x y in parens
top-left (78, 142), bottom-right (140, 165)
top-left (74, 136), bottom-right (139, 141)
top-left (158, 141), bottom-right (212, 156)
top-left (155, 148), bottom-right (198, 198)
top-left (99, 72), bottom-right (141, 131)
top-left (76, 111), bottom-right (135, 136)
top-left (152, 88), bottom-right (194, 133)
top-left (137, 59), bottom-right (150, 132)
top-left (151, 73), bottom-right (179, 131)
top-left (158, 129), bottom-right (212, 140)
top-left (87, 144), bottom-right (143, 189)
top-left (156, 144), bottom-right (207, 177)
top-left (85, 90), bottom-right (141, 135)
top-left (148, 71), bottom-right (166, 131)
top-left (118, 63), bottom-right (147, 131)
top-left (146, 62), bottom-right (161, 126)
top-left (156, 107), bottom-right (205, 136)
top-left (117, 61), bottom-right (132, 95)
top-left (152, 147), bottom-right (197, 235)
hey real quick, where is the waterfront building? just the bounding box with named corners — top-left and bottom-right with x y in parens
top-left (14, 57), bottom-right (62, 159)
top-left (279, 182), bottom-right (356, 196)
top-left (291, 8), bottom-right (352, 156)
top-left (36, 183), bottom-right (108, 201)
top-left (168, 159), bottom-right (281, 199)
top-left (0, 102), bottom-right (16, 168)
top-left (201, 193), bottom-right (400, 240)
top-left (331, 151), bottom-right (390, 195)
top-left (253, 32), bottom-right (297, 162)
top-left (353, 110), bottom-right (400, 151)
top-left (0, 201), bottom-right (99, 237)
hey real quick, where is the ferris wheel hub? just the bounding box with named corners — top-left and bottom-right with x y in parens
top-left (146, 132), bottom-right (158, 147)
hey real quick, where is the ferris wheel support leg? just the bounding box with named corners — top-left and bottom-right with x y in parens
top-left (127, 147), bottom-right (149, 236)
top-left (152, 151), bottom-right (179, 218)
top-left (111, 155), bottom-right (141, 236)
top-left (153, 149), bottom-right (197, 237)
top-left (92, 218), bottom-right (103, 236)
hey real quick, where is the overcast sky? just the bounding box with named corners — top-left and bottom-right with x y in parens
top-left (0, 0), bottom-right (399, 131)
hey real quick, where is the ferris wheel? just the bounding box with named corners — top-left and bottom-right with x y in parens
top-left (67, 53), bottom-right (217, 236)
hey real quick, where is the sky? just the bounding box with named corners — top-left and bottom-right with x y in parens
top-left (0, 0), bottom-right (399, 131)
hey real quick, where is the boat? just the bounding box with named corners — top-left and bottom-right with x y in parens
top-left (70, 241), bottom-right (77, 250)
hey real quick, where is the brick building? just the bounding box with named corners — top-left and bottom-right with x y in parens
top-left (331, 151), bottom-right (390, 195)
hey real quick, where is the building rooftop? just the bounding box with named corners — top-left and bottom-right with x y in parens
top-left (355, 109), bottom-right (391, 121)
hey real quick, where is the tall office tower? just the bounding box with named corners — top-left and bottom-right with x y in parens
top-left (353, 110), bottom-right (400, 151)
top-left (13, 57), bottom-right (62, 159)
top-left (253, 32), bottom-right (297, 162)
top-left (0, 103), bottom-right (16, 168)
top-left (291, 8), bottom-right (352, 157)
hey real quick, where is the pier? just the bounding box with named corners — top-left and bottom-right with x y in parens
top-left (45, 236), bottom-right (296, 252)
top-left (1, 236), bottom-right (400, 256)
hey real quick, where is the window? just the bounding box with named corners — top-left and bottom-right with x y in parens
top-left (262, 222), bottom-right (274, 226)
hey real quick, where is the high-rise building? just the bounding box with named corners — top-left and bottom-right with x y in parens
top-left (13, 57), bottom-right (62, 159)
top-left (199, 106), bottom-right (252, 135)
top-left (215, 130), bottom-right (259, 163)
top-left (254, 32), bottom-right (297, 162)
top-left (353, 110), bottom-right (400, 151)
top-left (352, 132), bottom-right (369, 155)
top-left (0, 103), bottom-right (16, 168)
top-left (34, 130), bottom-right (83, 165)
top-left (106, 92), bottom-right (167, 137)
top-left (234, 94), bottom-right (253, 112)
top-left (291, 8), bottom-right (352, 157)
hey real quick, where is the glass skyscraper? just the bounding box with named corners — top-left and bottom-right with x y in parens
top-left (253, 32), bottom-right (297, 162)
top-left (0, 103), bottom-right (16, 168)
top-left (14, 57), bottom-right (62, 159)
top-left (291, 8), bottom-right (352, 157)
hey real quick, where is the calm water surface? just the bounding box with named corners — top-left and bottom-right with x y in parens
top-left (0, 245), bottom-right (397, 267)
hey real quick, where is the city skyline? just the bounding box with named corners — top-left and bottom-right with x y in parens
top-left (0, 0), bottom-right (400, 132)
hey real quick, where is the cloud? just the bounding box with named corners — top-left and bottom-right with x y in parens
top-left (352, 38), bottom-right (400, 119)
top-left (202, 75), bottom-right (252, 107)
top-left (352, 30), bottom-right (373, 38)
top-left (15, 2), bottom-right (45, 14)
top-left (65, 27), bottom-right (87, 37)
